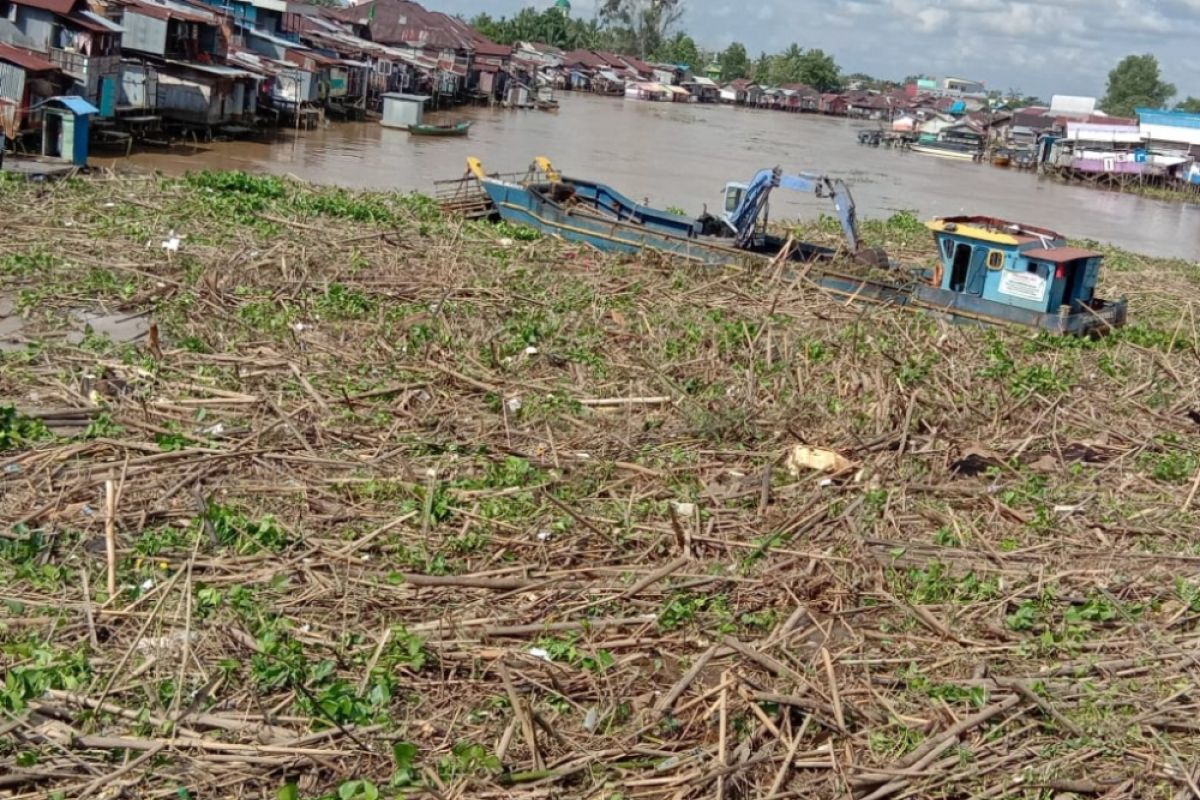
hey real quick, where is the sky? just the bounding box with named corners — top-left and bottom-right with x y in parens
top-left (428, 0), bottom-right (1200, 101)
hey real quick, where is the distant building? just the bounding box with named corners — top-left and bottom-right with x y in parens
top-left (1049, 95), bottom-right (1097, 119)
top-left (944, 76), bottom-right (984, 95)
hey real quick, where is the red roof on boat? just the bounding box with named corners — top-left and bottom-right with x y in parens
top-left (1023, 247), bottom-right (1101, 263)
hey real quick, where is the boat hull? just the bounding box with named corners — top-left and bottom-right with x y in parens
top-left (912, 144), bottom-right (977, 161)
top-left (481, 178), bottom-right (831, 266)
top-left (409, 123), bottom-right (471, 136)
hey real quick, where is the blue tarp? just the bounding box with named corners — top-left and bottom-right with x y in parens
top-left (949, 100), bottom-right (966, 114)
top-left (52, 96), bottom-right (99, 116)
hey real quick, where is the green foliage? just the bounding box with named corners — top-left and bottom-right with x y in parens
top-left (1176, 96), bottom-right (1200, 113)
top-left (335, 780), bottom-right (378, 800)
top-left (199, 503), bottom-right (289, 554)
top-left (536, 634), bottom-right (615, 672)
top-left (471, 7), bottom-right (608, 50)
top-left (491, 220), bottom-right (542, 242)
top-left (755, 44), bottom-right (842, 91)
top-left (1137, 445), bottom-right (1198, 484)
top-left (0, 405), bottom-right (51, 451)
top-left (600, 0), bottom-right (685, 59)
top-left (654, 31), bottom-right (699, 67)
top-left (1006, 600), bottom-right (1039, 632)
top-left (899, 664), bottom-right (988, 708)
top-left (889, 561), bottom-right (999, 604)
top-left (438, 741), bottom-right (500, 781)
top-left (391, 741), bottom-right (420, 785)
top-left (316, 283), bottom-right (376, 319)
top-left (1100, 54), bottom-right (1176, 118)
top-left (0, 246), bottom-right (56, 277)
top-left (1, 641), bottom-right (93, 713)
top-left (719, 42), bottom-right (750, 81)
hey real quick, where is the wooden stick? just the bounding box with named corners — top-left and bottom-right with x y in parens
top-left (821, 648), bottom-right (846, 732)
top-left (578, 396), bottom-right (672, 407)
top-left (104, 479), bottom-right (117, 599)
top-left (655, 645), bottom-right (718, 714)
top-left (499, 662), bottom-right (543, 772)
top-left (716, 669), bottom-right (729, 800)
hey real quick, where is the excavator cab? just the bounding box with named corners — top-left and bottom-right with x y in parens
top-left (723, 183), bottom-right (747, 214)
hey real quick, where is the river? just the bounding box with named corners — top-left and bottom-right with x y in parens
top-left (112, 92), bottom-right (1199, 260)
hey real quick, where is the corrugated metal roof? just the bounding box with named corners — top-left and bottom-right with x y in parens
top-left (164, 60), bottom-right (259, 78)
top-left (52, 95), bottom-right (99, 114)
top-left (1137, 108), bottom-right (1200, 130)
top-left (124, 0), bottom-right (217, 24)
top-left (12, 0), bottom-right (76, 15)
top-left (77, 10), bottom-right (125, 32)
top-left (0, 42), bottom-right (60, 72)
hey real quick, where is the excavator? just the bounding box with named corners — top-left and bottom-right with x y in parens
top-left (699, 166), bottom-right (888, 266)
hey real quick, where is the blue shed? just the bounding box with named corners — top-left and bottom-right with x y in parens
top-left (42, 96), bottom-right (99, 167)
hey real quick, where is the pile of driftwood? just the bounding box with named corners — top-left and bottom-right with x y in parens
top-left (3, 173), bottom-right (1200, 799)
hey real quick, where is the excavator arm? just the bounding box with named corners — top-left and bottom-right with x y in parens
top-left (723, 167), bottom-right (862, 255)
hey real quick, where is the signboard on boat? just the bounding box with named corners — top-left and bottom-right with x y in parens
top-left (999, 269), bottom-right (1047, 302)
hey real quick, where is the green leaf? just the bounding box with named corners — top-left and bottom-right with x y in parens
top-left (392, 741), bottom-right (418, 770)
top-left (278, 784), bottom-right (300, 800)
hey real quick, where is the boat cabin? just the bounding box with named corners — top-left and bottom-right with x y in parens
top-left (926, 216), bottom-right (1103, 316)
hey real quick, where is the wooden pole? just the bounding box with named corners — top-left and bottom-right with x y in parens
top-left (104, 479), bottom-right (117, 599)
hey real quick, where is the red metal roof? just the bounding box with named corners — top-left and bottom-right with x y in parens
top-left (561, 49), bottom-right (605, 69)
top-left (11, 0), bottom-right (76, 15)
top-left (472, 40), bottom-right (510, 58)
top-left (0, 42), bottom-right (60, 72)
top-left (1023, 246), bottom-right (1101, 263)
top-left (328, 0), bottom-right (493, 52)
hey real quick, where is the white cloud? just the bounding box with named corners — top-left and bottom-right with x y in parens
top-left (430, 0), bottom-right (1200, 98)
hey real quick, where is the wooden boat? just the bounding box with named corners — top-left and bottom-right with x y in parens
top-left (535, 99), bottom-right (559, 112)
top-left (458, 158), bottom-right (1127, 336)
top-left (408, 122), bottom-right (471, 136)
top-left (911, 142), bottom-right (979, 161)
top-left (991, 149), bottom-right (1012, 167)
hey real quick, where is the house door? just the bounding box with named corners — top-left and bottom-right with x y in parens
top-left (99, 77), bottom-right (116, 117)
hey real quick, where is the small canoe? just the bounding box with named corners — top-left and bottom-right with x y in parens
top-left (408, 122), bottom-right (471, 136)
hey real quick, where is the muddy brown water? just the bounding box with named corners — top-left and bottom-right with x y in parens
top-left (111, 92), bottom-right (1200, 261)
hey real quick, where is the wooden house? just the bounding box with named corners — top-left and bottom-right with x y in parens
top-left (0, 40), bottom-right (64, 131)
top-left (0, 0), bottom-right (123, 109)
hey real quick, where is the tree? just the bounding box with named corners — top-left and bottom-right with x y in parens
top-left (1176, 96), bottom-right (1200, 113)
top-left (796, 48), bottom-right (840, 92)
top-left (769, 43), bottom-right (803, 84)
top-left (718, 42), bottom-right (749, 81)
top-left (1100, 54), bottom-right (1176, 118)
top-left (656, 31), bottom-right (699, 67)
top-left (752, 52), bottom-right (772, 84)
top-left (601, 0), bottom-right (685, 59)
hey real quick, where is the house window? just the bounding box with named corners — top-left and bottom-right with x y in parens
top-left (1, 1), bottom-right (16, 22)
top-left (986, 250), bottom-right (1004, 270)
top-left (940, 238), bottom-right (954, 260)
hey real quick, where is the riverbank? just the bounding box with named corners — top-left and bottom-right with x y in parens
top-left (71, 93), bottom-right (1200, 262)
top-left (3, 173), bottom-right (1200, 800)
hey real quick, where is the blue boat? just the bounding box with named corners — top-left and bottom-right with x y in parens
top-left (460, 158), bottom-right (1127, 336)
